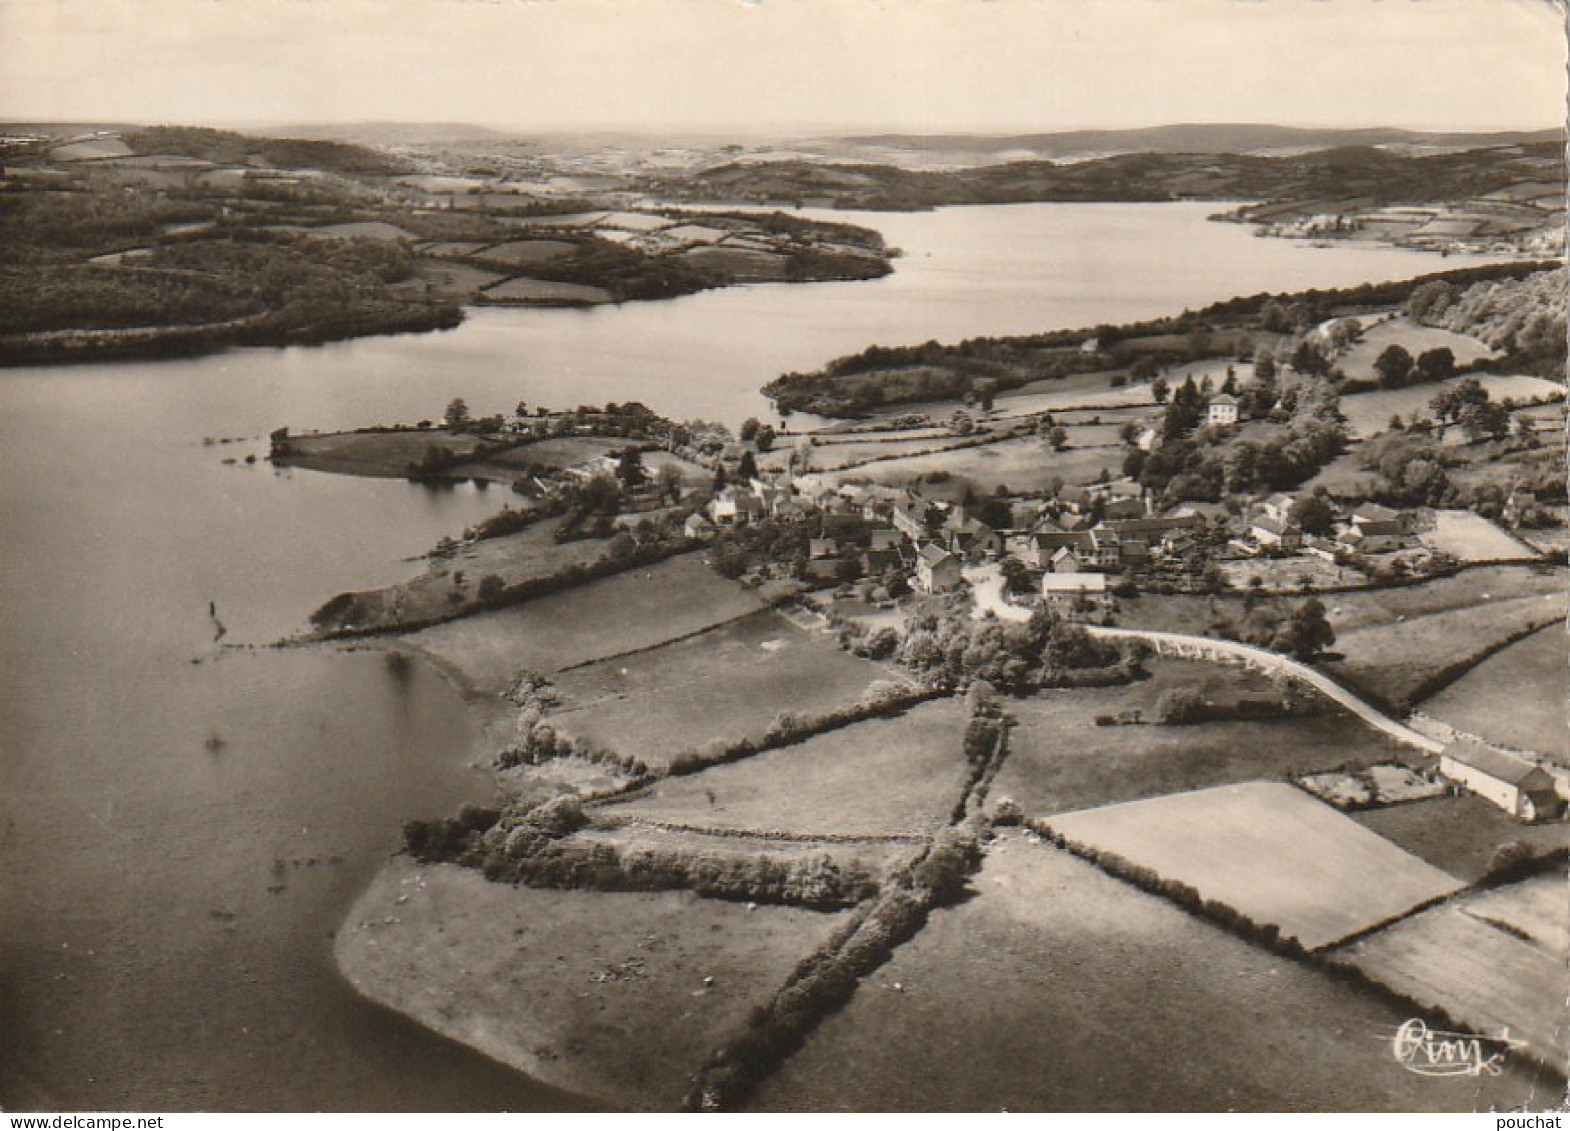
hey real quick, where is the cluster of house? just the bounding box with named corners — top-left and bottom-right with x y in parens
top-left (1240, 494), bottom-right (1408, 559)
top-left (685, 472), bottom-right (1226, 612)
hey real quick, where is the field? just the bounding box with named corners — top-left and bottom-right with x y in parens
top-left (1417, 509), bottom-right (1538, 563)
top-left (748, 835), bottom-right (1541, 1112)
top-left (1219, 555), bottom-right (1364, 592)
top-left (1351, 794), bottom-right (1570, 882)
top-left (833, 434), bottom-right (1122, 493)
top-left (599, 699), bottom-right (967, 838)
top-left (1419, 625), bottom-right (1569, 758)
top-left (1335, 374), bottom-right (1557, 439)
top-left (471, 239), bottom-right (576, 267)
top-left (989, 660), bottom-right (1403, 818)
top-left (567, 822), bottom-right (919, 883)
top-left (411, 258), bottom-right (509, 300)
top-left (1114, 567), bottom-right (1567, 642)
top-left (407, 553), bottom-right (765, 697)
top-left (1334, 317), bottom-right (1497, 385)
top-left (1045, 782), bottom-right (1465, 950)
top-left (308, 220), bottom-right (415, 241)
top-left (1465, 874), bottom-right (1569, 953)
top-left (1297, 764), bottom-right (1446, 810)
top-left (318, 519), bottom-right (609, 634)
top-left (481, 277), bottom-right (614, 304)
top-left (336, 858), bottom-right (850, 1111)
top-left (1333, 874), bottom-right (1568, 1067)
top-left (279, 428), bottom-right (495, 479)
top-left (1324, 590), bottom-right (1568, 710)
top-left (548, 611), bottom-right (894, 770)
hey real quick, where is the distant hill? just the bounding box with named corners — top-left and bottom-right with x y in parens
top-left (252, 121), bottom-right (525, 147)
top-left (822, 123), bottom-right (1565, 159)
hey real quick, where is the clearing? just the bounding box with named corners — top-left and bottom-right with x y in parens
top-left (831, 433), bottom-right (1122, 494)
top-left (482, 277), bottom-right (614, 304)
top-left (336, 858), bottom-right (850, 1111)
top-left (748, 835), bottom-right (1540, 1112)
top-left (1324, 589), bottom-right (1568, 711)
top-left (1417, 510), bottom-right (1538, 563)
top-left (1334, 317), bottom-right (1497, 385)
top-left (471, 239), bottom-right (576, 267)
top-left (548, 611), bottom-right (895, 771)
top-left (1418, 624), bottom-right (1569, 759)
top-left (1335, 374), bottom-right (1559, 439)
top-left (278, 428), bottom-right (497, 479)
top-left (1350, 793), bottom-right (1570, 882)
top-left (310, 519), bottom-right (609, 635)
top-left (598, 698), bottom-right (968, 838)
top-left (1044, 781), bottom-right (1465, 950)
top-left (407, 553), bottom-right (765, 697)
top-left (1333, 872), bottom-right (1568, 1068)
top-left (989, 659), bottom-right (1403, 818)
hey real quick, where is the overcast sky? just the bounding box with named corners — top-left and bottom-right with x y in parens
top-left (1, 0), bottom-right (1564, 134)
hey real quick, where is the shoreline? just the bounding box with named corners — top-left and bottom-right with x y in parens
top-left (333, 860), bottom-right (613, 1107)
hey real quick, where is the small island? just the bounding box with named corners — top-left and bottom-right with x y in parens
top-left (278, 262), bottom-right (1567, 1110)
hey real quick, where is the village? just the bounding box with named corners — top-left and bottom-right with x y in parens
top-left (277, 260), bottom-right (1569, 1112)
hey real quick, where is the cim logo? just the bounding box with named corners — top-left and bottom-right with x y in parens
top-left (1390, 1018), bottom-right (1523, 1078)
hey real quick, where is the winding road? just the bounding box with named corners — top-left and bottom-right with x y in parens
top-left (1083, 625), bottom-right (1446, 754)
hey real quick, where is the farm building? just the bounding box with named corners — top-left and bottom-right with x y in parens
top-left (1343, 503), bottom-right (1405, 552)
top-left (915, 544), bottom-right (963, 593)
top-left (1438, 740), bottom-right (1562, 823)
top-left (1249, 515), bottom-right (1301, 550)
top-left (1041, 571), bottom-right (1111, 616)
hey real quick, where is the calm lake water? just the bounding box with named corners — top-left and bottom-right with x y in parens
top-left (0, 203), bottom-right (1507, 1110)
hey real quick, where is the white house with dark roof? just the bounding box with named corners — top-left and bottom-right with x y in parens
top-left (1439, 740), bottom-right (1562, 823)
top-left (914, 544), bottom-right (962, 593)
top-left (1206, 394), bottom-right (1240, 427)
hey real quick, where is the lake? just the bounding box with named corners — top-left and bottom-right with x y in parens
top-left (0, 202), bottom-right (1508, 1109)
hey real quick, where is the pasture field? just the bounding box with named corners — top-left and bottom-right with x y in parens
top-left (308, 220), bottom-right (415, 242)
top-left (599, 698), bottom-right (967, 838)
top-left (325, 519), bottom-right (608, 633)
top-left (1417, 509), bottom-right (1538, 562)
top-left (407, 553), bottom-right (764, 696)
top-left (279, 428), bottom-right (495, 479)
top-left (1419, 624), bottom-right (1568, 759)
top-left (1219, 555), bottom-right (1363, 592)
top-left (989, 661), bottom-right (1400, 818)
top-left (1463, 874), bottom-right (1568, 954)
top-left (549, 611), bottom-right (893, 770)
top-left (1335, 317), bottom-right (1497, 384)
top-left (1351, 794), bottom-right (1570, 882)
top-left (417, 240), bottom-right (490, 258)
top-left (410, 258), bottom-right (508, 300)
top-left (1045, 782), bottom-right (1464, 950)
top-left (481, 276), bottom-right (614, 304)
top-left (494, 435), bottom-right (626, 468)
top-left (680, 247), bottom-right (789, 280)
top-left (796, 435), bottom-right (973, 472)
top-left (835, 434), bottom-right (1121, 493)
top-left (1333, 875), bottom-right (1568, 1067)
top-left (336, 858), bottom-right (850, 1111)
top-left (568, 823), bottom-right (919, 882)
top-left (845, 369), bottom-right (1153, 433)
top-left (1325, 590), bottom-right (1568, 710)
top-left (471, 239), bottom-right (576, 267)
top-left (748, 835), bottom-right (1540, 1112)
top-left (1335, 374), bottom-right (1558, 439)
